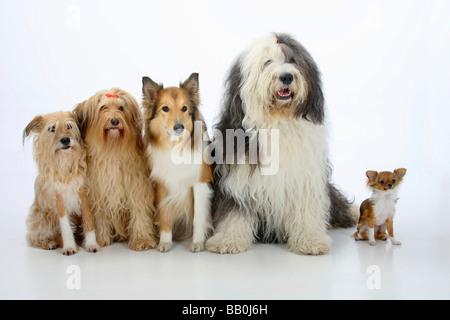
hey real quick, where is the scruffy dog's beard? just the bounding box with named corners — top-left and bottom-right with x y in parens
top-left (91, 117), bottom-right (132, 150)
top-left (104, 126), bottom-right (125, 143)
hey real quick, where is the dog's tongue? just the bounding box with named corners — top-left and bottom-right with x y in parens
top-left (280, 88), bottom-right (290, 96)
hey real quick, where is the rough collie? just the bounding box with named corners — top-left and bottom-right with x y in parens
top-left (24, 111), bottom-right (99, 255)
top-left (142, 73), bottom-right (213, 252)
top-left (74, 89), bottom-right (157, 251)
top-left (206, 33), bottom-right (357, 255)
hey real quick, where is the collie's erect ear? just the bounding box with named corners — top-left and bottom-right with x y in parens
top-left (23, 115), bottom-right (44, 143)
top-left (181, 73), bottom-right (199, 95)
top-left (142, 76), bottom-right (163, 104)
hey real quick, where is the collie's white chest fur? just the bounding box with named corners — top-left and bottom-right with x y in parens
top-left (371, 189), bottom-right (398, 225)
top-left (150, 147), bottom-right (203, 194)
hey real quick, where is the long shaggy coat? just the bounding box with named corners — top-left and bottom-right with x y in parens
top-left (206, 33), bottom-right (356, 255)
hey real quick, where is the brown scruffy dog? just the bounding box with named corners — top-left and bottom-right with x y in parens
top-left (24, 111), bottom-right (99, 255)
top-left (75, 89), bottom-right (157, 251)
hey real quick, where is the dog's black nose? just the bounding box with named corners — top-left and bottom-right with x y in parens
top-left (60, 137), bottom-right (71, 145)
top-left (111, 118), bottom-right (120, 126)
top-left (280, 73), bottom-right (294, 85)
top-left (173, 123), bottom-right (185, 132)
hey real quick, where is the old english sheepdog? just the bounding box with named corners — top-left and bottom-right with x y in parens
top-left (206, 33), bottom-right (356, 255)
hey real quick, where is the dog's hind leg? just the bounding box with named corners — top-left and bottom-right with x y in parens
top-left (26, 203), bottom-right (59, 250)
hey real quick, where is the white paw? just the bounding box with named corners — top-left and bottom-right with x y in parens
top-left (190, 242), bottom-right (205, 253)
top-left (62, 247), bottom-right (78, 256)
top-left (369, 240), bottom-right (377, 246)
top-left (158, 242), bottom-right (173, 252)
top-left (391, 239), bottom-right (402, 246)
top-left (206, 233), bottom-right (252, 254)
top-left (288, 235), bottom-right (331, 255)
top-left (84, 243), bottom-right (100, 253)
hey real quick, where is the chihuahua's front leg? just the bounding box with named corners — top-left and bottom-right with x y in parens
top-left (386, 217), bottom-right (401, 245)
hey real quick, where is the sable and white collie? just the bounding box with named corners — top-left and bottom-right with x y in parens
top-left (142, 73), bottom-right (213, 252)
top-left (206, 33), bottom-right (357, 255)
top-left (74, 89), bottom-right (157, 251)
top-left (24, 111), bottom-right (99, 255)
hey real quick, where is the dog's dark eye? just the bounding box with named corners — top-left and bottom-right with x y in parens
top-left (182, 106), bottom-right (188, 112)
top-left (67, 123), bottom-right (72, 130)
top-left (392, 180), bottom-right (396, 184)
top-left (380, 180), bottom-right (385, 185)
top-left (162, 106), bottom-right (169, 112)
top-left (100, 106), bottom-right (107, 112)
top-left (118, 106), bottom-right (124, 111)
top-left (289, 58), bottom-right (296, 64)
top-left (48, 125), bottom-right (56, 133)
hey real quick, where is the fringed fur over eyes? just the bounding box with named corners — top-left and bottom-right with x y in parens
top-left (215, 33), bottom-right (325, 137)
top-left (275, 33), bottom-right (325, 124)
top-left (23, 112), bottom-right (82, 145)
top-left (73, 88), bottom-right (145, 151)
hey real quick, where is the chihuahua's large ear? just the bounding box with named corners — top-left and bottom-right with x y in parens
top-left (23, 115), bottom-right (44, 144)
top-left (142, 76), bottom-right (163, 104)
top-left (394, 168), bottom-right (407, 180)
top-left (180, 73), bottom-right (200, 105)
top-left (366, 171), bottom-right (378, 182)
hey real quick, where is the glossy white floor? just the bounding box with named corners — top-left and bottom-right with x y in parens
top-left (2, 0), bottom-right (450, 301)
top-left (1, 199), bottom-right (448, 300)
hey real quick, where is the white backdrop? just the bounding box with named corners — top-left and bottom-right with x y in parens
top-left (1, 0), bottom-right (449, 229)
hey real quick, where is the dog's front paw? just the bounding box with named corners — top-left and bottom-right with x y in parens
top-left (85, 244), bottom-right (100, 253)
top-left (97, 236), bottom-right (113, 248)
top-left (369, 240), bottom-right (377, 246)
top-left (43, 240), bottom-right (58, 250)
top-left (129, 238), bottom-right (156, 251)
top-left (206, 233), bottom-right (252, 254)
top-left (391, 239), bottom-right (402, 246)
top-left (190, 242), bottom-right (205, 253)
top-left (62, 247), bottom-right (78, 256)
top-left (288, 235), bottom-right (331, 255)
top-left (158, 242), bottom-right (173, 252)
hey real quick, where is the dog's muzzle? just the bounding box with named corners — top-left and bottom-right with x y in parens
top-left (60, 137), bottom-right (71, 150)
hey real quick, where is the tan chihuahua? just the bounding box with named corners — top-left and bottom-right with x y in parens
top-left (353, 168), bottom-right (407, 246)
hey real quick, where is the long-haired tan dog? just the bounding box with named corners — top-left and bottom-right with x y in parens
top-left (75, 89), bottom-right (157, 251)
top-left (24, 111), bottom-right (99, 255)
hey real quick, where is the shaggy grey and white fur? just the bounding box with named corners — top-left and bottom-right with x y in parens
top-left (206, 33), bottom-right (356, 255)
